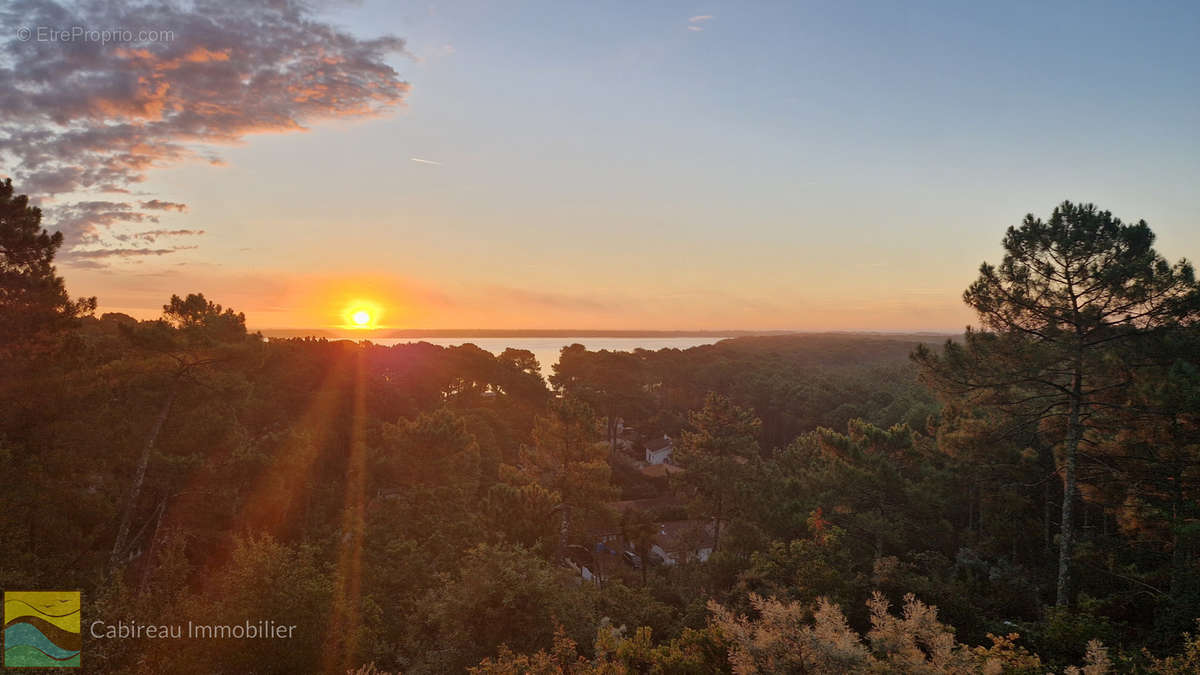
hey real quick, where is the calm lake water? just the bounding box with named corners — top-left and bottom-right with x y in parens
top-left (367, 337), bottom-right (725, 371)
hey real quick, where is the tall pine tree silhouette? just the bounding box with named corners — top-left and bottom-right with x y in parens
top-left (915, 201), bottom-right (1200, 606)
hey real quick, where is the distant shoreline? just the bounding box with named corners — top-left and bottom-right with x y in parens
top-left (259, 329), bottom-right (780, 338)
top-left (256, 328), bottom-right (959, 339)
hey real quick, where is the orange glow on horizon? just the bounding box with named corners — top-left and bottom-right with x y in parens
top-left (342, 300), bottom-right (383, 330)
top-left (66, 268), bottom-right (973, 333)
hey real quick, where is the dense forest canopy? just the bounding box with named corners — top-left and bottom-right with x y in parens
top-left (3, 183), bottom-right (1200, 673)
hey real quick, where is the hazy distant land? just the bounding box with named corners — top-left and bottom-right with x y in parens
top-left (257, 328), bottom-right (959, 340)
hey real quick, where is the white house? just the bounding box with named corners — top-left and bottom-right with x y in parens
top-left (644, 434), bottom-right (674, 465)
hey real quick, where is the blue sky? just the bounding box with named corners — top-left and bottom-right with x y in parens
top-left (12, 0), bottom-right (1200, 330)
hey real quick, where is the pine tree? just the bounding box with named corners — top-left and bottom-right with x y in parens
top-left (675, 393), bottom-right (761, 551)
top-left (524, 397), bottom-right (615, 558)
top-left (915, 201), bottom-right (1200, 606)
top-left (0, 178), bottom-right (95, 358)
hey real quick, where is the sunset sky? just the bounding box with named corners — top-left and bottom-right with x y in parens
top-left (3, 1), bottom-right (1199, 332)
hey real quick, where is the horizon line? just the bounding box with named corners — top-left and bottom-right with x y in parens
top-left (254, 328), bottom-right (963, 338)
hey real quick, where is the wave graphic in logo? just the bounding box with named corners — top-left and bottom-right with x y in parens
top-left (4, 591), bottom-right (81, 668)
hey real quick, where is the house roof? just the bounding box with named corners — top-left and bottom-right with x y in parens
top-left (588, 519), bottom-right (715, 556)
top-left (654, 519), bottom-right (715, 554)
top-left (644, 435), bottom-right (673, 452)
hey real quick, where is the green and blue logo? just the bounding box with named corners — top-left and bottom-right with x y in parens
top-left (4, 591), bottom-right (81, 668)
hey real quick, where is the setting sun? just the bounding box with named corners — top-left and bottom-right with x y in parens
top-left (342, 300), bottom-right (382, 329)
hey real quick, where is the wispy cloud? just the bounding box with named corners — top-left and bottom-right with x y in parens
top-left (114, 229), bottom-right (206, 243)
top-left (54, 201), bottom-right (155, 239)
top-left (410, 157), bottom-right (441, 165)
top-left (72, 246), bottom-right (197, 259)
top-left (687, 25), bottom-right (705, 32)
top-left (689, 15), bottom-right (714, 23)
top-left (139, 200), bottom-right (188, 212)
top-left (0, 0), bottom-right (411, 262)
top-left (48, 200), bottom-right (203, 263)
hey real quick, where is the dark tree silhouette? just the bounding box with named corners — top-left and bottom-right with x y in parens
top-left (0, 178), bottom-right (95, 357)
top-left (915, 201), bottom-right (1200, 606)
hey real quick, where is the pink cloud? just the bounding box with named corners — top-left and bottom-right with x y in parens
top-left (0, 0), bottom-right (411, 263)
